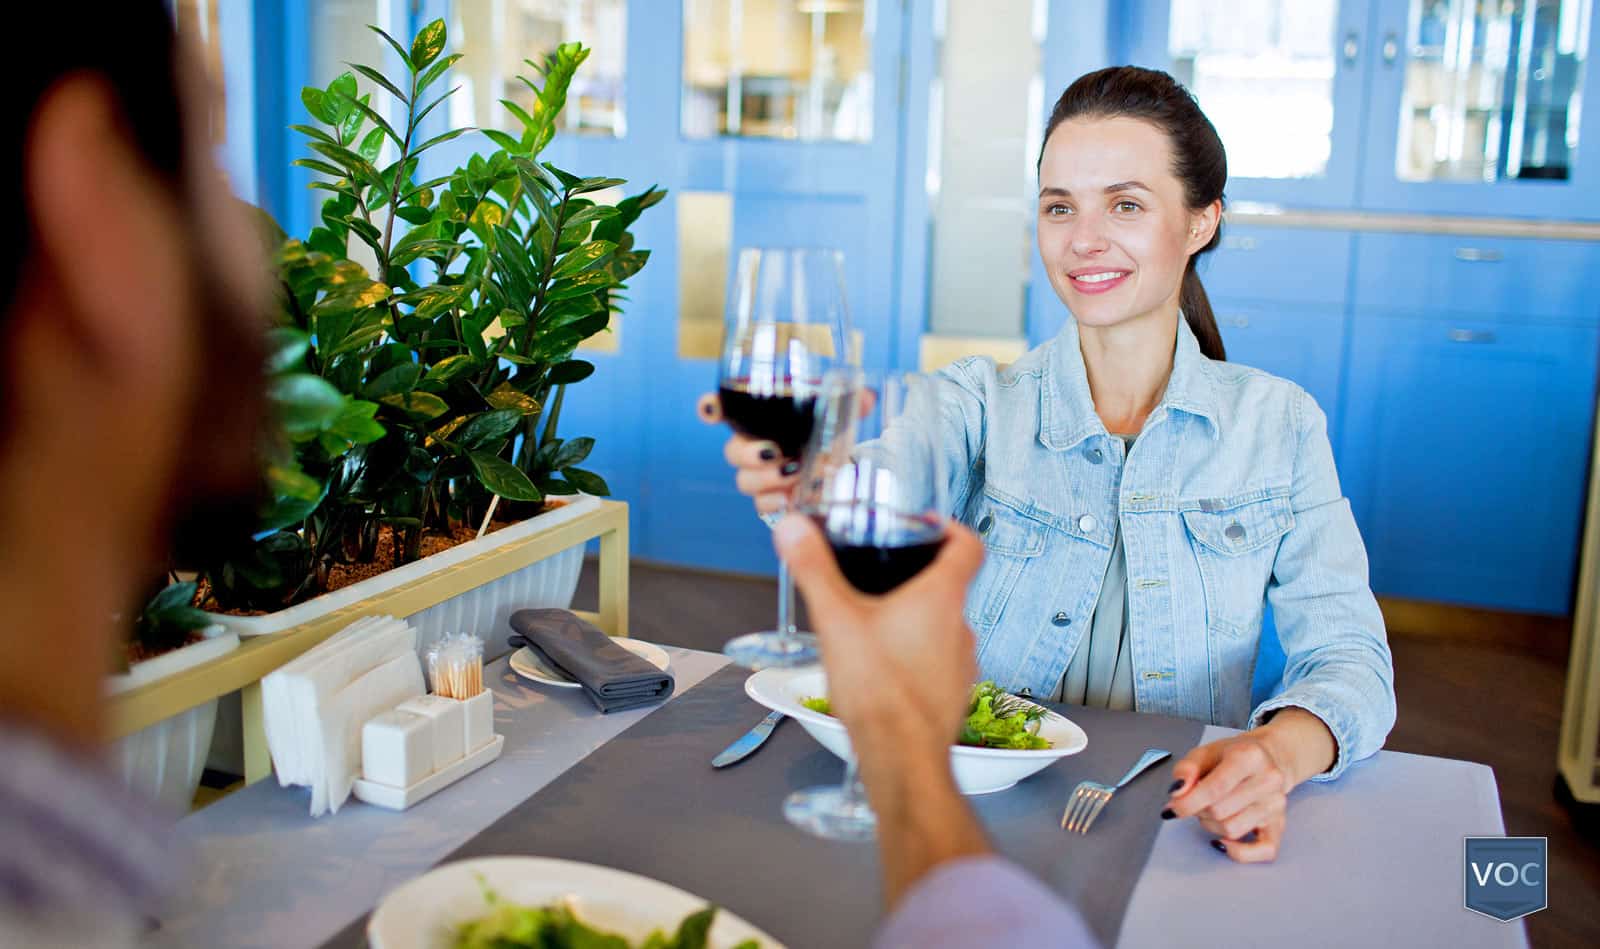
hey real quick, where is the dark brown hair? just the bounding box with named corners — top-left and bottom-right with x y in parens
top-left (1040, 66), bottom-right (1228, 361)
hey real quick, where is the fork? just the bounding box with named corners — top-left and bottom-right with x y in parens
top-left (1060, 748), bottom-right (1172, 834)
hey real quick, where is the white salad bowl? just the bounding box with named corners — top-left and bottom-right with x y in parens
top-left (745, 667), bottom-right (1088, 795)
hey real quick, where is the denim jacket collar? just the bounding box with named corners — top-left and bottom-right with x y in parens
top-left (1039, 315), bottom-right (1220, 451)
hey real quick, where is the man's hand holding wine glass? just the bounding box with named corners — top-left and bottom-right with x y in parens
top-left (773, 512), bottom-right (996, 904)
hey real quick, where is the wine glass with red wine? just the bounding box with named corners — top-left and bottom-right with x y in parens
top-left (783, 369), bottom-right (950, 840)
top-left (717, 247), bottom-right (855, 669)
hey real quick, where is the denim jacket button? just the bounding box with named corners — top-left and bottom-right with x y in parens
top-left (1087, 447), bottom-right (1104, 465)
top-left (1225, 522), bottom-right (1246, 542)
top-left (1051, 611), bottom-right (1070, 626)
top-left (977, 515), bottom-right (994, 534)
top-left (1078, 514), bottom-right (1097, 533)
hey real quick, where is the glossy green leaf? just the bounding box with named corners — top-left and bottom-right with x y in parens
top-left (413, 126), bottom-right (471, 155)
top-left (411, 86), bottom-right (460, 130)
top-left (394, 204), bottom-right (433, 225)
top-left (265, 328), bottom-right (311, 375)
top-left (365, 362), bottom-right (423, 398)
top-left (543, 271), bottom-right (613, 302)
top-left (546, 359), bottom-right (595, 385)
top-left (551, 240), bottom-right (615, 279)
top-left (339, 92), bottom-right (369, 145)
top-left (423, 354), bottom-right (477, 384)
top-left (358, 127), bottom-right (386, 164)
top-left (454, 408), bottom-right (523, 450)
top-left (410, 18), bottom-right (448, 69)
top-left (368, 24), bottom-right (413, 69)
top-left (416, 52), bottom-right (463, 95)
top-left (301, 87), bottom-right (337, 125)
top-left (270, 374), bottom-right (346, 439)
top-left (379, 390), bottom-right (450, 420)
top-left (291, 158), bottom-right (350, 180)
top-left (468, 451), bottom-right (542, 502)
top-left (561, 466), bottom-right (610, 496)
top-left (482, 128), bottom-right (522, 153)
top-left (551, 435), bottom-right (594, 469)
top-left (347, 62), bottom-right (410, 105)
top-left (486, 382), bottom-right (541, 415)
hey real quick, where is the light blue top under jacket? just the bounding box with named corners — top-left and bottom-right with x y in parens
top-left (932, 316), bottom-right (1396, 780)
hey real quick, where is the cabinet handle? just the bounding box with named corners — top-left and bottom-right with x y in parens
top-left (1222, 235), bottom-right (1258, 251)
top-left (1447, 328), bottom-right (1497, 344)
top-left (1343, 31), bottom-right (1360, 65)
top-left (1453, 247), bottom-right (1504, 262)
top-left (1382, 32), bottom-right (1399, 65)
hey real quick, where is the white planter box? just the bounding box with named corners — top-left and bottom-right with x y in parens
top-left (108, 629), bottom-right (240, 812)
top-left (203, 497), bottom-right (597, 775)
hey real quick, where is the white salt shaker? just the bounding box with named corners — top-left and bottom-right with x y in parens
top-left (396, 694), bottom-right (465, 772)
top-left (360, 710), bottom-right (429, 789)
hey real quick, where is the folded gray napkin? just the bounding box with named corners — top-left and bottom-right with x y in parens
top-left (508, 609), bottom-right (674, 713)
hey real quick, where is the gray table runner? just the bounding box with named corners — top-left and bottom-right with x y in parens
top-left (321, 665), bottom-right (1207, 949)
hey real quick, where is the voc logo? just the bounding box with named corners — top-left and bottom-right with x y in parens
top-left (1464, 837), bottom-right (1547, 922)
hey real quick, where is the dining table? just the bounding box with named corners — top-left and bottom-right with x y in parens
top-left (149, 644), bottom-right (1529, 949)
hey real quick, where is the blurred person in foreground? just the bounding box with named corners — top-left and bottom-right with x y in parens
top-left (0, 4), bottom-right (1093, 947)
top-left (0, 4), bottom-right (266, 944)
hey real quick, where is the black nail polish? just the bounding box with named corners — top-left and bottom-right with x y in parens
top-left (1210, 840), bottom-right (1227, 855)
top-left (758, 447), bottom-right (777, 462)
top-left (1160, 808), bottom-right (1176, 820)
top-left (1168, 780), bottom-right (1183, 793)
top-left (781, 461), bottom-right (800, 476)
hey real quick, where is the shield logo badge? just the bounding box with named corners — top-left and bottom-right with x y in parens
top-left (1464, 837), bottom-right (1547, 922)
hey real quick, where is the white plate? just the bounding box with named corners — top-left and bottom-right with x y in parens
top-left (368, 856), bottom-right (784, 949)
top-left (508, 640), bottom-right (671, 689)
top-left (745, 667), bottom-right (1088, 795)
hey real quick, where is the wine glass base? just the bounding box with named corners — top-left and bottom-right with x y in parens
top-left (783, 785), bottom-right (877, 841)
top-left (723, 631), bottom-right (819, 669)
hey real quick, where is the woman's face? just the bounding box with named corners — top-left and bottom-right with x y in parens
top-left (1036, 116), bottom-right (1216, 334)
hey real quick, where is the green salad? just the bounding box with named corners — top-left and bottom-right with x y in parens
top-left (801, 681), bottom-right (1051, 750)
top-left (456, 881), bottom-right (759, 949)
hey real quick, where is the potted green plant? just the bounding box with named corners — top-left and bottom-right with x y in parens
top-left (123, 18), bottom-right (660, 800)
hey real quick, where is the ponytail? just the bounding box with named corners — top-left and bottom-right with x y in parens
top-left (1180, 260), bottom-right (1226, 362)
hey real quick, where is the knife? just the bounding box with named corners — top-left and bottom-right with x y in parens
top-left (711, 711), bottom-right (785, 768)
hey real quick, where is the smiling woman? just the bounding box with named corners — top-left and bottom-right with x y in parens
top-left (714, 65), bottom-right (1397, 867)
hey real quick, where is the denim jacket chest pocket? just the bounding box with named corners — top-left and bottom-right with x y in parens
top-left (1180, 492), bottom-right (1295, 638)
top-left (964, 492), bottom-right (1047, 631)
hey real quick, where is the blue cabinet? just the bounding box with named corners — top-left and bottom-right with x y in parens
top-left (1122, 0), bottom-right (1600, 219)
top-left (1340, 310), bottom-right (1599, 614)
top-left (1121, 0), bottom-right (1372, 210)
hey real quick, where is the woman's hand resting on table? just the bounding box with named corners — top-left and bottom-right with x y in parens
top-left (1161, 707), bottom-right (1337, 863)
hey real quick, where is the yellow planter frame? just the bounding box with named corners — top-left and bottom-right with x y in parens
top-left (108, 500), bottom-right (629, 785)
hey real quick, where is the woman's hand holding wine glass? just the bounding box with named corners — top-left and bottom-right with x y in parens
top-left (708, 247), bottom-right (856, 669)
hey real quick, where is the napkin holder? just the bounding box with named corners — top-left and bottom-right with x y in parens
top-left (352, 690), bottom-right (501, 811)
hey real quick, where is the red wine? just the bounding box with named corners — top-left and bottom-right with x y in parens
top-left (815, 506), bottom-right (944, 595)
top-left (718, 384), bottom-right (817, 459)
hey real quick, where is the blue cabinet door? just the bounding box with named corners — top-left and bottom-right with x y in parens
top-left (1340, 313), bottom-right (1599, 614)
top-left (1358, 0), bottom-right (1600, 219)
top-left (1119, 0), bottom-right (1374, 209)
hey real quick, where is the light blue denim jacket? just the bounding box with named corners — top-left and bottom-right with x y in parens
top-left (933, 317), bottom-right (1396, 780)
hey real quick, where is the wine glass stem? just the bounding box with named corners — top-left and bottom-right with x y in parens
top-left (840, 759), bottom-right (867, 809)
top-left (777, 558), bottom-right (798, 638)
